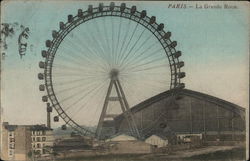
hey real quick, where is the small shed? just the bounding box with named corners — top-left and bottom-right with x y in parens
top-left (145, 134), bottom-right (168, 148)
top-left (106, 134), bottom-right (137, 142)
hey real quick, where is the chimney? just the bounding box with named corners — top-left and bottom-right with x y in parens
top-left (46, 103), bottom-right (52, 128)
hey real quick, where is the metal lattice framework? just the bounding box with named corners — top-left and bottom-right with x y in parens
top-left (38, 3), bottom-right (185, 137)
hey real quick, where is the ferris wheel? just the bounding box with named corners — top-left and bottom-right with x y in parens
top-left (38, 2), bottom-right (185, 139)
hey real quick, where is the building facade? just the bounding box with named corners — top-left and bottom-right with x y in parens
top-left (1, 123), bottom-right (54, 161)
top-left (30, 125), bottom-right (54, 156)
top-left (1, 122), bottom-right (32, 161)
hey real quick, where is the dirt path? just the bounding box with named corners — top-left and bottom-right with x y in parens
top-left (169, 146), bottom-right (237, 158)
top-left (139, 145), bottom-right (242, 159)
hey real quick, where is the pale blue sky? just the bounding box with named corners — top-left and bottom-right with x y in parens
top-left (1, 1), bottom-right (249, 127)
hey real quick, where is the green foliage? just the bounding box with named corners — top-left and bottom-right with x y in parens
top-left (27, 151), bottom-right (32, 158)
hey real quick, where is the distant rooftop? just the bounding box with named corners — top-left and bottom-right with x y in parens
top-left (4, 124), bottom-right (18, 131)
top-left (3, 122), bottom-right (52, 131)
top-left (30, 124), bottom-right (53, 131)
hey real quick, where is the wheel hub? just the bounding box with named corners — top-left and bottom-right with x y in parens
top-left (109, 68), bottom-right (119, 80)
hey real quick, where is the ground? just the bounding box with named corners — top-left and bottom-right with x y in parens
top-left (49, 145), bottom-right (246, 161)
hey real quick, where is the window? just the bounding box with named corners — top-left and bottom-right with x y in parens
top-left (36, 150), bottom-right (41, 155)
top-left (9, 132), bottom-right (14, 137)
top-left (10, 138), bottom-right (15, 142)
top-left (42, 137), bottom-right (46, 141)
top-left (36, 137), bottom-right (41, 142)
top-left (37, 143), bottom-right (40, 148)
top-left (32, 137), bottom-right (35, 142)
top-left (9, 144), bottom-right (14, 149)
top-left (42, 149), bottom-right (46, 154)
top-left (9, 150), bottom-right (13, 156)
top-left (42, 131), bottom-right (46, 135)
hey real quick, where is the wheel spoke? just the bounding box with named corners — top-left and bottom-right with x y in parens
top-left (42, 9), bottom-right (179, 136)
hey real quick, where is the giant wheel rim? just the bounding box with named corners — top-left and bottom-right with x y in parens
top-left (38, 3), bottom-right (185, 137)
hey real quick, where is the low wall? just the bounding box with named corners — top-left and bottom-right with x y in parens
top-left (205, 134), bottom-right (245, 141)
top-left (54, 141), bottom-right (152, 159)
top-left (57, 150), bottom-right (101, 158)
top-left (110, 141), bottom-right (152, 154)
top-left (204, 141), bottom-right (245, 146)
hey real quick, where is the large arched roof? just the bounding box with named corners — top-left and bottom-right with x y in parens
top-left (116, 89), bottom-right (245, 120)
